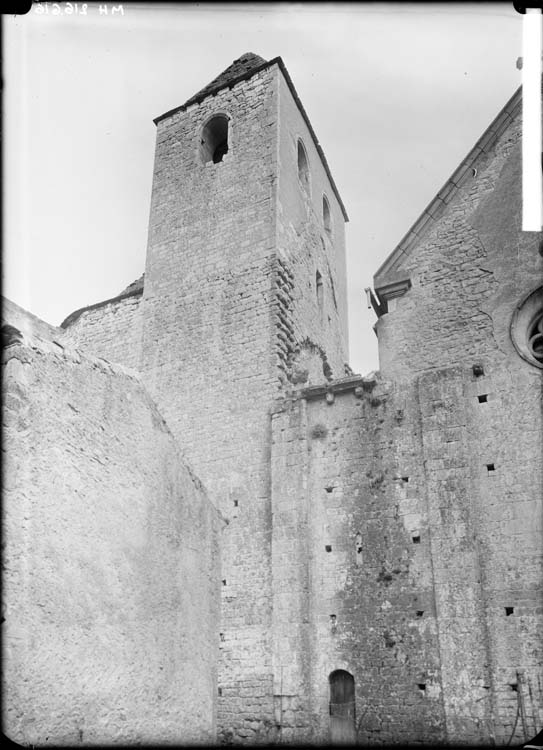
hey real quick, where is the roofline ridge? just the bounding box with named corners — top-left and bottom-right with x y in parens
top-left (153, 56), bottom-right (279, 125)
top-left (373, 82), bottom-right (522, 288)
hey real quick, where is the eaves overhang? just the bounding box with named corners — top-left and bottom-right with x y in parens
top-left (153, 56), bottom-right (349, 222)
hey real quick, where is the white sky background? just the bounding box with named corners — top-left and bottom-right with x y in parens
top-left (4, 2), bottom-right (522, 376)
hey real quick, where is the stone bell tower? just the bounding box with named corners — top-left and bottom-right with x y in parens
top-left (139, 52), bottom-right (349, 742)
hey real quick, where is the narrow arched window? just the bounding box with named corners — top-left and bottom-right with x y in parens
top-left (297, 139), bottom-right (310, 192)
top-left (316, 270), bottom-right (324, 317)
top-left (323, 195), bottom-right (332, 234)
top-left (200, 115), bottom-right (229, 164)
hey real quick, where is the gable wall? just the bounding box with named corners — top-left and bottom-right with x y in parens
top-left (375, 110), bottom-right (541, 381)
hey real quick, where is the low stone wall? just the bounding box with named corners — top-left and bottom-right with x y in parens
top-left (61, 290), bottom-right (143, 371)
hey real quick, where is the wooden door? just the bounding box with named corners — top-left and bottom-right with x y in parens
top-left (329, 670), bottom-right (356, 744)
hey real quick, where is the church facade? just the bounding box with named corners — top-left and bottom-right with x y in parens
top-left (3, 53), bottom-right (542, 746)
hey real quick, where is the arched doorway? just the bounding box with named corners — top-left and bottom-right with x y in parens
top-left (329, 669), bottom-right (356, 743)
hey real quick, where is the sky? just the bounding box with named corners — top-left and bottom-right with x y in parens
top-left (4, 2), bottom-right (523, 375)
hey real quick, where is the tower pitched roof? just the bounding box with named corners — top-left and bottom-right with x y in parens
top-left (182, 53), bottom-right (267, 110)
top-left (153, 53), bottom-right (349, 221)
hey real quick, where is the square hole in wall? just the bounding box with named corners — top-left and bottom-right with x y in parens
top-left (486, 463), bottom-right (495, 474)
top-left (325, 545), bottom-right (332, 552)
top-left (417, 683), bottom-right (426, 692)
top-left (416, 610), bottom-right (424, 618)
top-left (478, 394), bottom-right (488, 403)
top-left (472, 364), bottom-right (485, 377)
top-left (233, 500), bottom-right (238, 507)
top-left (401, 476), bottom-right (409, 483)
top-left (412, 535), bottom-right (421, 544)
top-left (505, 606), bottom-right (514, 616)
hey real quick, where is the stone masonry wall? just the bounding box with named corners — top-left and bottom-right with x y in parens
top-left (372, 96), bottom-right (543, 743)
top-left (416, 364), bottom-right (543, 744)
top-left (3, 333), bottom-right (222, 745)
top-left (271, 361), bottom-right (542, 744)
top-left (376, 109), bottom-right (541, 381)
top-left (270, 377), bottom-right (447, 745)
top-left (140, 65), bottom-right (281, 743)
top-left (139, 60), bottom-right (352, 743)
top-left (62, 291), bottom-right (143, 371)
top-left (275, 73), bottom-right (349, 386)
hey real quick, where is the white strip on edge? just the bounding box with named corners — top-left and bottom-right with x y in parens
top-left (522, 9), bottom-right (542, 232)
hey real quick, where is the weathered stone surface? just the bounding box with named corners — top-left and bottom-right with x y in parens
top-left (62, 291), bottom-right (143, 372)
top-left (2, 337), bottom-right (222, 745)
top-left (136, 58), bottom-right (349, 744)
top-left (2, 54), bottom-right (541, 747)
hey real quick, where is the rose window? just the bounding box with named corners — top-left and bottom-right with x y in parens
top-left (528, 311), bottom-right (543, 363)
top-left (511, 287), bottom-right (543, 369)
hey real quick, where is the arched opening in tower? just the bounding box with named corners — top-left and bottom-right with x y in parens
top-left (200, 114), bottom-right (229, 164)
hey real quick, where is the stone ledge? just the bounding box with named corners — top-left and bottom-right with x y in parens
top-left (301, 374), bottom-right (369, 400)
top-left (272, 374), bottom-right (381, 413)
